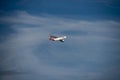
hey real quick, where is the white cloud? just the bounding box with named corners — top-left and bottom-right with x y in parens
top-left (0, 11), bottom-right (120, 80)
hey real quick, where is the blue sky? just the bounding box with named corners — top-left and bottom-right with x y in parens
top-left (0, 0), bottom-right (120, 80)
top-left (1, 0), bottom-right (120, 20)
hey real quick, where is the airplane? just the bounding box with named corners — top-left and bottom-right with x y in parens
top-left (49, 35), bottom-right (67, 42)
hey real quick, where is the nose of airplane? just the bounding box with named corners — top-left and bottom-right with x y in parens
top-left (64, 36), bottom-right (67, 38)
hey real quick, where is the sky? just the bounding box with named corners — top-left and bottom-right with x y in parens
top-left (0, 0), bottom-right (120, 80)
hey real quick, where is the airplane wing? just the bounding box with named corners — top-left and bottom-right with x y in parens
top-left (59, 40), bottom-right (64, 42)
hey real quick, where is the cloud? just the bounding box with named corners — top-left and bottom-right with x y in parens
top-left (0, 11), bottom-right (120, 80)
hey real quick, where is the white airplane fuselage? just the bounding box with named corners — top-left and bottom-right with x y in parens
top-left (54, 36), bottom-right (67, 41)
